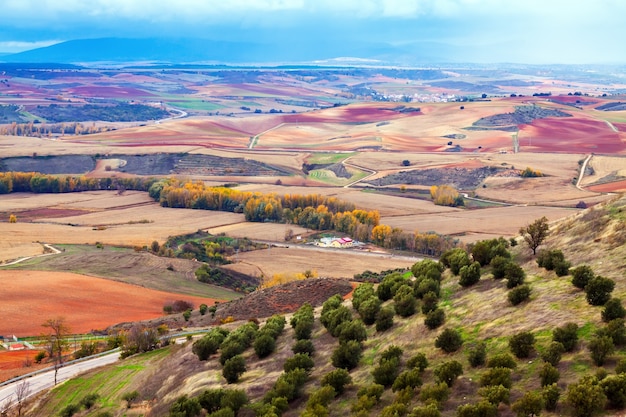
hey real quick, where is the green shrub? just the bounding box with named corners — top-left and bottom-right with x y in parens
top-left (540, 341), bottom-right (565, 366)
top-left (554, 259), bottom-right (571, 276)
top-left (435, 328), bottom-right (463, 353)
top-left (199, 303), bottom-right (208, 315)
top-left (79, 393), bottom-right (100, 409)
top-left (321, 369), bottom-right (352, 395)
top-left (413, 277), bottom-right (441, 299)
top-left (553, 322), bottom-right (579, 352)
top-left (254, 334), bottom-right (276, 358)
top-left (478, 384), bottom-right (510, 405)
top-left (421, 291), bottom-right (439, 314)
top-left (602, 298), bottom-right (626, 322)
top-left (434, 360), bottom-right (463, 387)
top-left (505, 262), bottom-right (526, 288)
top-left (409, 403), bottom-right (441, 417)
top-left (377, 272), bottom-right (408, 301)
top-left (337, 319), bottom-right (367, 343)
top-left (490, 256), bottom-right (510, 279)
top-left (566, 376), bottom-right (607, 417)
top-left (322, 305), bottom-right (353, 337)
top-left (292, 339), bottom-right (315, 356)
top-left (331, 340), bottom-right (363, 370)
top-left (585, 275), bottom-right (616, 306)
top-left (283, 353), bottom-right (315, 374)
top-left (511, 390), bottom-right (544, 417)
top-left (487, 353), bottom-right (517, 369)
top-left (459, 261), bottom-right (481, 287)
top-left (394, 284), bottom-right (417, 317)
top-left (467, 341), bottom-right (487, 367)
top-left (352, 283), bottom-right (376, 311)
top-left (358, 296), bottom-right (382, 325)
top-left (542, 383), bottom-right (560, 411)
top-left (223, 355), bottom-right (247, 384)
top-left (424, 308), bottom-right (445, 330)
top-left (59, 404), bottom-right (80, 417)
top-left (597, 318), bottom-right (626, 346)
top-left (407, 352), bottom-right (429, 372)
top-left (571, 265), bottom-right (595, 289)
top-left (616, 358), bottom-right (626, 374)
top-left (471, 238), bottom-right (510, 267)
top-left (380, 402), bottom-right (408, 417)
top-left (480, 367), bottom-right (512, 388)
top-left (588, 335), bottom-right (615, 366)
top-left (509, 331), bottom-right (535, 358)
top-left (392, 369), bottom-right (422, 392)
top-left (508, 284), bottom-right (531, 305)
top-left (599, 373), bottom-right (626, 409)
top-left (375, 305), bottom-right (395, 332)
top-left (419, 382), bottom-right (450, 406)
top-left (169, 395), bottom-right (202, 417)
top-left (121, 390), bottom-right (139, 408)
top-left (537, 249), bottom-right (565, 271)
top-left (539, 362), bottom-right (560, 386)
top-left (456, 401), bottom-right (497, 417)
top-left (411, 259), bottom-right (444, 281)
top-left (372, 357), bottom-right (401, 387)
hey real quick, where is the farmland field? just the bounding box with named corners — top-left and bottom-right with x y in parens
top-left (1, 65), bottom-right (626, 341)
top-left (0, 270), bottom-right (224, 337)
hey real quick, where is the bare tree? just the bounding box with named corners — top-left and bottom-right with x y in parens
top-left (42, 317), bottom-right (71, 385)
top-left (15, 380), bottom-right (30, 416)
top-left (0, 395), bottom-right (13, 417)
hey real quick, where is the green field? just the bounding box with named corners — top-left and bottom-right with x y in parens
top-left (306, 152), bottom-right (355, 164)
top-left (35, 348), bottom-right (170, 416)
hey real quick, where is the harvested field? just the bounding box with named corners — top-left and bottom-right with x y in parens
top-left (0, 191), bottom-right (247, 262)
top-left (0, 350), bottom-right (49, 383)
top-left (382, 205), bottom-right (576, 243)
top-left (224, 246), bottom-right (417, 279)
top-left (0, 270), bottom-right (223, 337)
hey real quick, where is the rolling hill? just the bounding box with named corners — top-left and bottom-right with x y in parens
top-left (21, 194), bottom-right (626, 416)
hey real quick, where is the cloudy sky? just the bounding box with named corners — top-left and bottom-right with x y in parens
top-left (1, 0), bottom-right (625, 64)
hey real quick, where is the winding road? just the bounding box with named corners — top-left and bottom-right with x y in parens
top-left (0, 351), bottom-right (120, 412)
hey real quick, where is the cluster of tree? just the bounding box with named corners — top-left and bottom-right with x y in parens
top-left (520, 166), bottom-right (544, 178)
top-left (169, 388), bottom-right (248, 417)
top-left (430, 185), bottom-right (464, 207)
top-left (253, 315), bottom-right (286, 359)
top-left (0, 171), bottom-right (157, 194)
top-left (30, 103), bottom-right (170, 123)
top-left (353, 267), bottom-right (410, 283)
top-left (260, 269), bottom-right (318, 290)
top-left (0, 121), bottom-right (114, 137)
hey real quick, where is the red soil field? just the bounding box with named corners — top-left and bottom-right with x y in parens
top-left (519, 118), bottom-right (626, 153)
top-left (0, 270), bottom-right (223, 337)
top-left (0, 350), bottom-right (43, 370)
top-left (613, 123), bottom-right (626, 132)
top-left (548, 95), bottom-right (600, 105)
top-left (587, 179), bottom-right (626, 193)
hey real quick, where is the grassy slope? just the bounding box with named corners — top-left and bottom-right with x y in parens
top-left (25, 195), bottom-right (626, 416)
top-left (3, 244), bottom-right (241, 300)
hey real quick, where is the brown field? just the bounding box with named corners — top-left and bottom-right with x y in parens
top-left (223, 246), bottom-right (416, 279)
top-left (0, 191), bottom-right (247, 262)
top-left (0, 270), bottom-right (222, 337)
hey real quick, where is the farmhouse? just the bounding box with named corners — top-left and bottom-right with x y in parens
top-left (316, 236), bottom-right (354, 248)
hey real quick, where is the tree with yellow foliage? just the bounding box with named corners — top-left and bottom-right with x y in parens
top-left (9, 214), bottom-right (17, 223)
top-left (430, 185), bottom-right (464, 207)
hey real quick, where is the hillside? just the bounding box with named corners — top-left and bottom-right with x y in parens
top-left (21, 194), bottom-right (626, 417)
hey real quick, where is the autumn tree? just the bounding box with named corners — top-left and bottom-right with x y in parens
top-left (519, 216), bottom-right (549, 255)
top-left (42, 317), bottom-right (71, 385)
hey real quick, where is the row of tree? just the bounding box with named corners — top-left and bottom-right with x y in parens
top-left (0, 171), bottom-right (157, 194)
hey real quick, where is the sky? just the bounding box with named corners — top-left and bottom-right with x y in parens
top-left (1, 0), bottom-right (625, 64)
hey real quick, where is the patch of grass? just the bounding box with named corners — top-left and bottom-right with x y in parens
top-left (37, 348), bottom-right (169, 415)
top-left (307, 152), bottom-right (355, 165)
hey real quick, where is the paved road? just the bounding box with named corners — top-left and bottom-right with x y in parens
top-left (0, 352), bottom-right (120, 411)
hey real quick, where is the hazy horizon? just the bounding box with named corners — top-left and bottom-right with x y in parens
top-left (1, 0), bottom-right (626, 65)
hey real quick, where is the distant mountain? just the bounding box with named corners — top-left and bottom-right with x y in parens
top-left (0, 37), bottom-right (460, 65)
